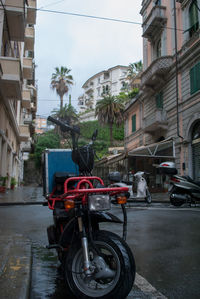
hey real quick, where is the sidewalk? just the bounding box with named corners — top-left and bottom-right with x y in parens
top-left (0, 186), bottom-right (43, 299)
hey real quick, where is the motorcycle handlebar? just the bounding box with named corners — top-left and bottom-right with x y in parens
top-left (47, 116), bottom-right (80, 135)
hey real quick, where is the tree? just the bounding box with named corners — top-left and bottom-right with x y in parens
top-left (33, 130), bottom-right (60, 168)
top-left (51, 103), bottom-right (79, 125)
top-left (50, 66), bottom-right (74, 109)
top-left (127, 60), bottom-right (143, 79)
top-left (95, 95), bottom-right (124, 146)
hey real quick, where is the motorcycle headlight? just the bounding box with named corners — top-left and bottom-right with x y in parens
top-left (88, 194), bottom-right (111, 211)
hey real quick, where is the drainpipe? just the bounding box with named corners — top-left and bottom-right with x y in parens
top-left (173, 0), bottom-right (183, 140)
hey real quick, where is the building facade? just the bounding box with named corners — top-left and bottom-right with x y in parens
top-left (78, 65), bottom-right (130, 122)
top-left (0, 0), bottom-right (37, 188)
top-left (124, 0), bottom-right (200, 191)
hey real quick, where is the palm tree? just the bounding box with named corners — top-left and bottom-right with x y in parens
top-left (51, 103), bottom-right (79, 125)
top-left (95, 95), bottom-right (124, 146)
top-left (127, 60), bottom-right (143, 79)
top-left (50, 66), bottom-right (74, 109)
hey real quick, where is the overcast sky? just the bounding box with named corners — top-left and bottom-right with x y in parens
top-left (35, 0), bottom-right (143, 117)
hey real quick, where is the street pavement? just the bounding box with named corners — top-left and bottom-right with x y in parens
top-left (0, 186), bottom-right (170, 299)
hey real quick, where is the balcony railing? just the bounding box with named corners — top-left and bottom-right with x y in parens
top-left (26, 0), bottom-right (37, 25)
top-left (21, 140), bottom-right (31, 152)
top-left (0, 56), bottom-right (22, 99)
top-left (25, 26), bottom-right (35, 51)
top-left (22, 89), bottom-right (31, 108)
top-left (23, 57), bottom-right (33, 79)
top-left (143, 109), bottom-right (168, 133)
top-left (141, 56), bottom-right (173, 89)
top-left (19, 124), bottom-right (30, 141)
top-left (23, 113), bottom-right (32, 124)
top-left (142, 6), bottom-right (167, 40)
top-left (4, 0), bottom-right (26, 41)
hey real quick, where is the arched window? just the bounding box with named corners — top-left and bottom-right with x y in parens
top-left (189, 0), bottom-right (199, 37)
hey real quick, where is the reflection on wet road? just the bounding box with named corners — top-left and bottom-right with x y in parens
top-left (30, 243), bottom-right (75, 299)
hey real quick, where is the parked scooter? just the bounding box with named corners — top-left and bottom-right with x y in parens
top-left (159, 162), bottom-right (200, 206)
top-left (46, 116), bottom-right (135, 299)
top-left (108, 171), bottom-right (152, 204)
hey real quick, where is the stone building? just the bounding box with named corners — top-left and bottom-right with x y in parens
top-left (124, 0), bottom-right (200, 191)
top-left (0, 0), bottom-right (37, 188)
top-left (78, 65), bottom-right (130, 122)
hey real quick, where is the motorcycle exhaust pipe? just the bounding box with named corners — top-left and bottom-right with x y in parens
top-left (170, 193), bottom-right (188, 202)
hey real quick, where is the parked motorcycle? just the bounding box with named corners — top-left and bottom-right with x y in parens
top-left (159, 161), bottom-right (200, 206)
top-left (46, 116), bottom-right (135, 299)
top-left (108, 171), bottom-right (152, 204)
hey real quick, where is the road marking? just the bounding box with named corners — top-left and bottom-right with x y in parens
top-left (128, 273), bottom-right (167, 298)
top-left (127, 206), bottom-right (200, 212)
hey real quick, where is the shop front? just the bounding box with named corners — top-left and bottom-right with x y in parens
top-left (128, 138), bottom-right (175, 192)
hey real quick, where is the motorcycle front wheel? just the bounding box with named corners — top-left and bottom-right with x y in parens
top-left (65, 230), bottom-right (135, 299)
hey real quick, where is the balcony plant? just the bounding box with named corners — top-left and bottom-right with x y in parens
top-left (10, 177), bottom-right (17, 190)
top-left (0, 176), bottom-right (7, 193)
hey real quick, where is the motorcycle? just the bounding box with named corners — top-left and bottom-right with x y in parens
top-left (159, 161), bottom-right (200, 206)
top-left (46, 116), bottom-right (136, 299)
top-left (108, 171), bottom-right (152, 204)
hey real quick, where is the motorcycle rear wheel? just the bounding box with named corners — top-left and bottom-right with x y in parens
top-left (145, 189), bottom-right (152, 204)
top-left (65, 230), bottom-right (135, 299)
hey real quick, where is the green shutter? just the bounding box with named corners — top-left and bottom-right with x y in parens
top-left (190, 62), bottom-right (200, 95)
top-left (156, 92), bottom-right (163, 109)
top-left (132, 114), bottom-right (136, 132)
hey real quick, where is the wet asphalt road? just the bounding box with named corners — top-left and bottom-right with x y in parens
top-left (0, 203), bottom-right (199, 298)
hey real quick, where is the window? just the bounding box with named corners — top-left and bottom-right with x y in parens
top-left (154, 0), bottom-right (161, 5)
top-left (189, 0), bottom-right (199, 37)
top-left (156, 91), bottom-right (163, 109)
top-left (132, 114), bottom-right (136, 133)
top-left (156, 39), bottom-right (161, 58)
top-left (190, 62), bottom-right (200, 94)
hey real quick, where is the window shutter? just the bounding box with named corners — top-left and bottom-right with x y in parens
top-left (156, 92), bottom-right (163, 109)
top-left (190, 62), bottom-right (200, 94)
top-left (132, 114), bottom-right (136, 132)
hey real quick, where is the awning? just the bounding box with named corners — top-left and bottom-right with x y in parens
top-left (128, 138), bottom-right (175, 158)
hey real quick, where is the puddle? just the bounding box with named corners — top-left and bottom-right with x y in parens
top-left (30, 243), bottom-right (74, 299)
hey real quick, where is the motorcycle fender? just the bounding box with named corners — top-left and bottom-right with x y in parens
top-left (59, 212), bottom-right (122, 248)
top-left (91, 211), bottom-right (123, 224)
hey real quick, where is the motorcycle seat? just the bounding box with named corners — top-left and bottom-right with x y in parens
top-left (54, 172), bottom-right (76, 183)
top-left (182, 175), bottom-right (200, 186)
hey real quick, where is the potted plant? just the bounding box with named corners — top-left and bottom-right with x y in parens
top-left (0, 176), bottom-right (7, 193)
top-left (10, 177), bottom-right (17, 190)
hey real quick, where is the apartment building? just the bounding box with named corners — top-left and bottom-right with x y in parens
top-left (78, 65), bottom-right (130, 122)
top-left (124, 0), bottom-right (200, 191)
top-left (0, 0), bottom-right (37, 188)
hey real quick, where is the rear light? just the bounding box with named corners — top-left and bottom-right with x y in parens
top-left (64, 199), bottom-right (75, 210)
top-left (171, 177), bottom-right (180, 183)
top-left (116, 196), bottom-right (127, 204)
top-left (162, 163), bottom-right (170, 167)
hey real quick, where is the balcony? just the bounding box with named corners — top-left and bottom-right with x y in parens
top-left (26, 0), bottom-right (37, 25)
top-left (22, 89), bottom-right (31, 108)
top-left (23, 113), bottom-right (32, 124)
top-left (4, 0), bottom-right (26, 41)
top-left (21, 140), bottom-right (31, 152)
top-left (23, 57), bottom-right (33, 79)
top-left (19, 124), bottom-right (30, 141)
top-left (143, 109), bottom-right (168, 133)
top-left (141, 56), bottom-right (173, 91)
top-left (24, 26), bottom-right (35, 51)
top-left (142, 6), bottom-right (167, 40)
top-left (0, 56), bottom-right (22, 99)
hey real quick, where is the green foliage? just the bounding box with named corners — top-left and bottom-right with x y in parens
top-left (33, 130), bottom-right (60, 168)
top-left (11, 177), bottom-right (17, 186)
top-left (79, 121), bottom-right (124, 142)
